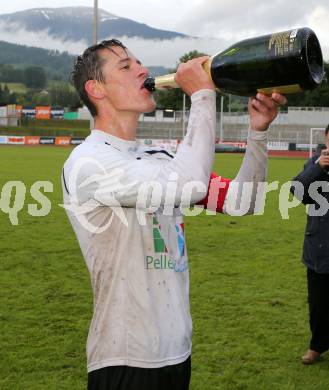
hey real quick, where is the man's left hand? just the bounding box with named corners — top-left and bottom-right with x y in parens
top-left (249, 92), bottom-right (287, 132)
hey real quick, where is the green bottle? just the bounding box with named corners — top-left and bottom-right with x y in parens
top-left (143, 27), bottom-right (325, 96)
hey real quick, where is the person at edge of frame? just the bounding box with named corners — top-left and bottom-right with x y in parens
top-left (290, 124), bottom-right (329, 365)
top-left (62, 39), bottom-right (287, 390)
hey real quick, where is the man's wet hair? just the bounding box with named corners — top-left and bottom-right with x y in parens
top-left (72, 39), bottom-right (127, 117)
top-left (325, 124), bottom-right (329, 136)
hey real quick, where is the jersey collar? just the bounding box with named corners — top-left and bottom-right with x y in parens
top-left (88, 129), bottom-right (138, 152)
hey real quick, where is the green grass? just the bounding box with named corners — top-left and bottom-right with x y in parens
top-left (1, 80), bottom-right (74, 94)
top-left (0, 147), bottom-right (328, 390)
top-left (0, 119), bottom-right (90, 137)
top-left (0, 82), bottom-right (27, 94)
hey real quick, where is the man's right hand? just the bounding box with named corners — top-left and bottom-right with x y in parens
top-left (319, 149), bottom-right (329, 170)
top-left (174, 56), bottom-right (215, 96)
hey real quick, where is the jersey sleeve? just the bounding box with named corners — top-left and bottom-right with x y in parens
top-left (197, 129), bottom-right (269, 215)
top-left (222, 129), bottom-right (268, 215)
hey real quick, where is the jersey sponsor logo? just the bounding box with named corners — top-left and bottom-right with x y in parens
top-left (145, 254), bottom-right (175, 270)
top-left (146, 215), bottom-right (188, 272)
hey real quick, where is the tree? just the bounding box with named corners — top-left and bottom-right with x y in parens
top-left (179, 50), bottom-right (208, 64)
top-left (286, 62), bottom-right (329, 107)
top-left (49, 84), bottom-right (81, 109)
top-left (0, 64), bottom-right (24, 83)
top-left (0, 84), bottom-right (17, 105)
top-left (24, 66), bottom-right (47, 89)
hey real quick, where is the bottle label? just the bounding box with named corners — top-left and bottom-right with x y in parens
top-left (290, 29), bottom-right (298, 39)
top-left (268, 30), bottom-right (297, 56)
top-left (257, 84), bottom-right (303, 94)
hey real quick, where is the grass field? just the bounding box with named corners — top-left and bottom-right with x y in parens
top-left (0, 83), bottom-right (27, 94)
top-left (0, 146), bottom-right (328, 390)
top-left (1, 81), bottom-right (74, 94)
top-left (0, 119), bottom-right (90, 138)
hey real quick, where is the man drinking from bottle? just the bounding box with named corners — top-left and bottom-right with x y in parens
top-left (62, 39), bottom-right (286, 390)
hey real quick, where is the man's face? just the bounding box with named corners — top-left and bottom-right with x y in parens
top-left (98, 46), bottom-right (156, 114)
top-left (325, 131), bottom-right (329, 149)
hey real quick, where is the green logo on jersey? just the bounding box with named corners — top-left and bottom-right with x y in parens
top-left (152, 216), bottom-right (167, 253)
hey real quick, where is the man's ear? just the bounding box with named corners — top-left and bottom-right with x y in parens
top-left (85, 80), bottom-right (105, 100)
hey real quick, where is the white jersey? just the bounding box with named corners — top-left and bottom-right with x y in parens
top-left (62, 89), bottom-right (268, 373)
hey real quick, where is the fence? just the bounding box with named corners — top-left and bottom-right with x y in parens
top-left (137, 107), bottom-right (329, 143)
top-left (1, 106), bottom-right (328, 144)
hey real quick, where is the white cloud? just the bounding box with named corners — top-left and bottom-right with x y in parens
top-left (177, 0), bottom-right (329, 61)
top-left (112, 36), bottom-right (228, 67)
top-left (0, 21), bottom-right (229, 68)
top-left (180, 0), bottom-right (316, 38)
top-left (0, 1), bottom-right (328, 66)
top-left (0, 22), bottom-right (88, 54)
top-left (307, 5), bottom-right (329, 62)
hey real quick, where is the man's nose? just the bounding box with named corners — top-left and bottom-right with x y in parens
top-left (137, 64), bottom-right (149, 78)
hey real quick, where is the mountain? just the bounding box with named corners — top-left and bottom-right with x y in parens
top-left (0, 41), bottom-right (169, 81)
top-left (0, 7), bottom-right (213, 69)
top-left (0, 41), bottom-right (74, 80)
top-left (0, 7), bottom-right (187, 44)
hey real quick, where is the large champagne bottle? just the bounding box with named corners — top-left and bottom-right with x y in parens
top-left (143, 27), bottom-right (324, 96)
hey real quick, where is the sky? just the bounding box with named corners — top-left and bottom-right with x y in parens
top-left (0, 0), bottom-right (328, 66)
